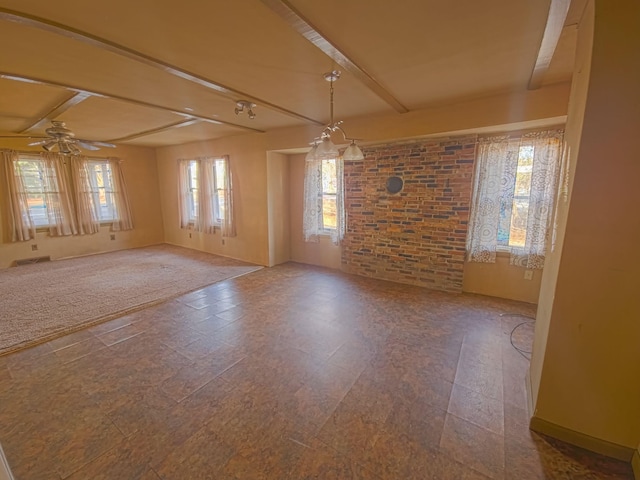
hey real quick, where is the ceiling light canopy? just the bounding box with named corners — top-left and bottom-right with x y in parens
top-left (306, 71), bottom-right (364, 162)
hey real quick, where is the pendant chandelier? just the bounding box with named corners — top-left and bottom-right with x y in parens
top-left (306, 71), bottom-right (365, 162)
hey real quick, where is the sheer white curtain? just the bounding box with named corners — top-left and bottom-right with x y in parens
top-left (219, 156), bottom-right (236, 238)
top-left (199, 158), bottom-right (217, 234)
top-left (71, 157), bottom-right (133, 232)
top-left (467, 130), bottom-right (564, 269)
top-left (303, 155), bottom-right (345, 245)
top-left (177, 157), bottom-right (235, 236)
top-left (1, 150), bottom-right (76, 241)
top-left (70, 156), bottom-right (100, 234)
top-left (108, 158), bottom-right (134, 231)
top-left (177, 159), bottom-right (193, 229)
top-left (41, 152), bottom-right (77, 237)
top-left (0, 149), bottom-right (35, 242)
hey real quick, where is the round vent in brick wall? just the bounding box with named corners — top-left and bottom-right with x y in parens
top-left (386, 176), bottom-right (403, 194)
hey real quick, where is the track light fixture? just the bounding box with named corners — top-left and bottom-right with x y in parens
top-left (306, 70), bottom-right (364, 162)
top-left (235, 100), bottom-right (256, 119)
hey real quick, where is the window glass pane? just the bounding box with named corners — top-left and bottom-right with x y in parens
top-left (188, 161), bottom-right (198, 221)
top-left (214, 159), bottom-right (226, 222)
top-left (514, 146), bottom-right (533, 197)
top-left (321, 159), bottom-right (336, 194)
top-left (497, 199), bottom-right (512, 246)
top-left (87, 161), bottom-right (118, 221)
top-left (320, 159), bottom-right (338, 230)
top-left (322, 194), bottom-right (337, 230)
top-left (16, 159), bottom-right (51, 227)
top-left (509, 199), bottom-right (529, 247)
top-left (214, 160), bottom-right (226, 186)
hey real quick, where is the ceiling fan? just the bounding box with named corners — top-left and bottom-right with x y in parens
top-left (0, 121), bottom-right (116, 155)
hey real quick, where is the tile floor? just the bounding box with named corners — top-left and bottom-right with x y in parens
top-left (0, 263), bottom-right (634, 479)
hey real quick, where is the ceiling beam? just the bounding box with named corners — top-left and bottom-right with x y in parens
top-left (20, 91), bottom-right (92, 133)
top-left (107, 119), bottom-right (201, 143)
top-left (259, 0), bottom-right (409, 114)
top-left (0, 72), bottom-right (265, 134)
top-left (0, 7), bottom-right (323, 126)
top-left (528, 0), bottom-right (572, 90)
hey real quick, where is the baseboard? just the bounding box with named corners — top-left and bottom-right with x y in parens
top-left (632, 448), bottom-right (640, 480)
top-left (524, 369), bottom-right (534, 418)
top-left (529, 416), bottom-right (635, 462)
top-left (0, 442), bottom-right (15, 480)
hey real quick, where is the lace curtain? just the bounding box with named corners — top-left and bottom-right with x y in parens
top-left (467, 130), bottom-right (564, 269)
top-left (303, 155), bottom-right (345, 245)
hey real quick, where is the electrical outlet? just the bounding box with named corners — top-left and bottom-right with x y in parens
top-left (221, 239), bottom-right (225, 245)
top-left (31, 244), bottom-right (38, 251)
top-left (189, 233), bottom-right (192, 238)
top-left (110, 234), bottom-right (116, 241)
top-left (524, 270), bottom-right (534, 280)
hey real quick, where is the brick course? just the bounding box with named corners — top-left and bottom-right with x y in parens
top-left (342, 136), bottom-right (476, 292)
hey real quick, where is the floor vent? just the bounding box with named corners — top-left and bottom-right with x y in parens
top-left (15, 256), bottom-right (51, 266)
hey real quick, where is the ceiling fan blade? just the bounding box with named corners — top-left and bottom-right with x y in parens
top-left (27, 139), bottom-right (51, 146)
top-left (76, 139), bottom-right (116, 148)
top-left (76, 141), bottom-right (100, 151)
top-left (0, 135), bottom-right (46, 139)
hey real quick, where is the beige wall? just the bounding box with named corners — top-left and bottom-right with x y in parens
top-left (155, 133), bottom-right (270, 266)
top-left (266, 152), bottom-right (290, 266)
top-left (530, 0), bottom-right (640, 456)
top-left (0, 141), bottom-right (164, 269)
top-left (289, 153), bottom-right (342, 270)
top-left (463, 256), bottom-right (542, 304)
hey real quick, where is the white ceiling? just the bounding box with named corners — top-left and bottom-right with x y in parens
top-left (0, 0), bottom-right (586, 149)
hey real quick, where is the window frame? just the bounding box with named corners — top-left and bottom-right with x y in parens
top-left (319, 157), bottom-right (338, 233)
top-left (496, 144), bottom-right (534, 252)
top-left (212, 158), bottom-right (227, 225)
top-left (84, 159), bottom-right (119, 223)
top-left (186, 160), bottom-right (199, 224)
top-left (14, 155), bottom-right (56, 228)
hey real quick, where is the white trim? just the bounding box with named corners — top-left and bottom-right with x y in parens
top-left (0, 443), bottom-right (15, 480)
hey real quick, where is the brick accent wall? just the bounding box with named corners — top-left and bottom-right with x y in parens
top-left (342, 136), bottom-right (476, 292)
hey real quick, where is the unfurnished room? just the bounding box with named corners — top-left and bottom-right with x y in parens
top-left (0, 1), bottom-right (638, 479)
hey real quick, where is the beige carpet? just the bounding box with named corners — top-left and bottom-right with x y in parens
top-left (0, 244), bottom-right (262, 356)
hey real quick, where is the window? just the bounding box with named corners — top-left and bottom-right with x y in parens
top-left (2, 151), bottom-right (77, 240)
top-left (303, 154), bottom-right (345, 245)
top-left (321, 158), bottom-right (337, 230)
top-left (178, 156), bottom-right (234, 236)
top-left (86, 160), bottom-right (118, 221)
top-left (498, 145), bottom-right (533, 248)
top-left (71, 156), bottom-right (134, 233)
top-left (14, 156), bottom-right (53, 227)
top-left (467, 131), bottom-right (563, 269)
top-left (187, 160), bottom-right (199, 223)
top-left (213, 158), bottom-right (226, 224)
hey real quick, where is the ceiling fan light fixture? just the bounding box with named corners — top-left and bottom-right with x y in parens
top-left (315, 134), bottom-right (339, 160)
top-left (343, 140), bottom-right (365, 161)
top-left (42, 140), bottom-right (57, 152)
top-left (306, 71), bottom-right (365, 162)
